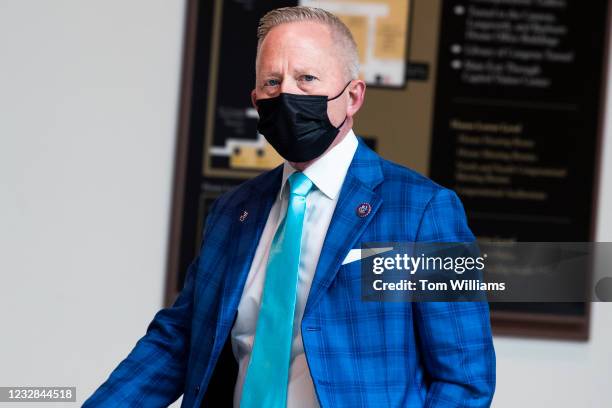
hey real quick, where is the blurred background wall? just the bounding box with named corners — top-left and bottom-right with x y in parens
top-left (0, 0), bottom-right (610, 407)
top-left (0, 0), bottom-right (185, 406)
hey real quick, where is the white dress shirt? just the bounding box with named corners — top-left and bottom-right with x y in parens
top-left (231, 130), bottom-right (359, 407)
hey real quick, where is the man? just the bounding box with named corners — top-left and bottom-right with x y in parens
top-left (84, 6), bottom-right (495, 408)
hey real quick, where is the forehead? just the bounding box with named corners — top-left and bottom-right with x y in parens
top-left (257, 21), bottom-right (338, 73)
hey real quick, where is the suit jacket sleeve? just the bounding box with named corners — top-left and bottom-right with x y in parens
top-left (413, 188), bottom-right (496, 408)
top-left (82, 200), bottom-right (219, 407)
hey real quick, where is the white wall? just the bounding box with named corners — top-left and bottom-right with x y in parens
top-left (0, 0), bottom-right (186, 405)
top-left (0, 1), bottom-right (610, 407)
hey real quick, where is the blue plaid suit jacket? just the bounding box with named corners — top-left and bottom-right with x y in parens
top-left (84, 138), bottom-right (495, 407)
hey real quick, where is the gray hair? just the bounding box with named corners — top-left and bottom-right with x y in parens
top-left (256, 6), bottom-right (360, 81)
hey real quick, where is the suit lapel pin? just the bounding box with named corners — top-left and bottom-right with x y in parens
top-left (239, 210), bottom-right (249, 222)
top-left (356, 202), bottom-right (371, 218)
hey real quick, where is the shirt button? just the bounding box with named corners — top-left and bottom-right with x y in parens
top-left (195, 385), bottom-right (200, 394)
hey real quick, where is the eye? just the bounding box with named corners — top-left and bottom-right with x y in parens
top-left (263, 78), bottom-right (280, 87)
top-left (300, 74), bottom-right (318, 82)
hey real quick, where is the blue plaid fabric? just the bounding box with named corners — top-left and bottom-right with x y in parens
top-left (83, 138), bottom-right (495, 407)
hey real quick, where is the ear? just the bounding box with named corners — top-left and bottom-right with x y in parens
top-left (251, 89), bottom-right (258, 110)
top-left (346, 79), bottom-right (366, 118)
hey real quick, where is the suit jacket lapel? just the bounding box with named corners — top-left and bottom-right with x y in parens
top-left (304, 140), bottom-right (384, 316)
top-left (217, 167), bottom-right (282, 329)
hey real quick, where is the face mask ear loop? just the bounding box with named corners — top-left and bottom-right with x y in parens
top-left (328, 81), bottom-right (352, 129)
top-left (335, 114), bottom-right (348, 130)
top-left (327, 80), bottom-right (352, 101)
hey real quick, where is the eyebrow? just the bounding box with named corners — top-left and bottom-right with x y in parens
top-left (259, 67), bottom-right (323, 79)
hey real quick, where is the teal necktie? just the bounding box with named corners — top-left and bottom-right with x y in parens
top-left (241, 172), bottom-right (314, 408)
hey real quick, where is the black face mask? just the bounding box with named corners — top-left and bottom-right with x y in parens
top-left (256, 81), bottom-right (351, 162)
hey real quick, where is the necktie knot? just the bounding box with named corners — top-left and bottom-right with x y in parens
top-left (288, 172), bottom-right (313, 197)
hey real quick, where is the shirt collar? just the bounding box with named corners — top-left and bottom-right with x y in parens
top-left (280, 129), bottom-right (358, 200)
